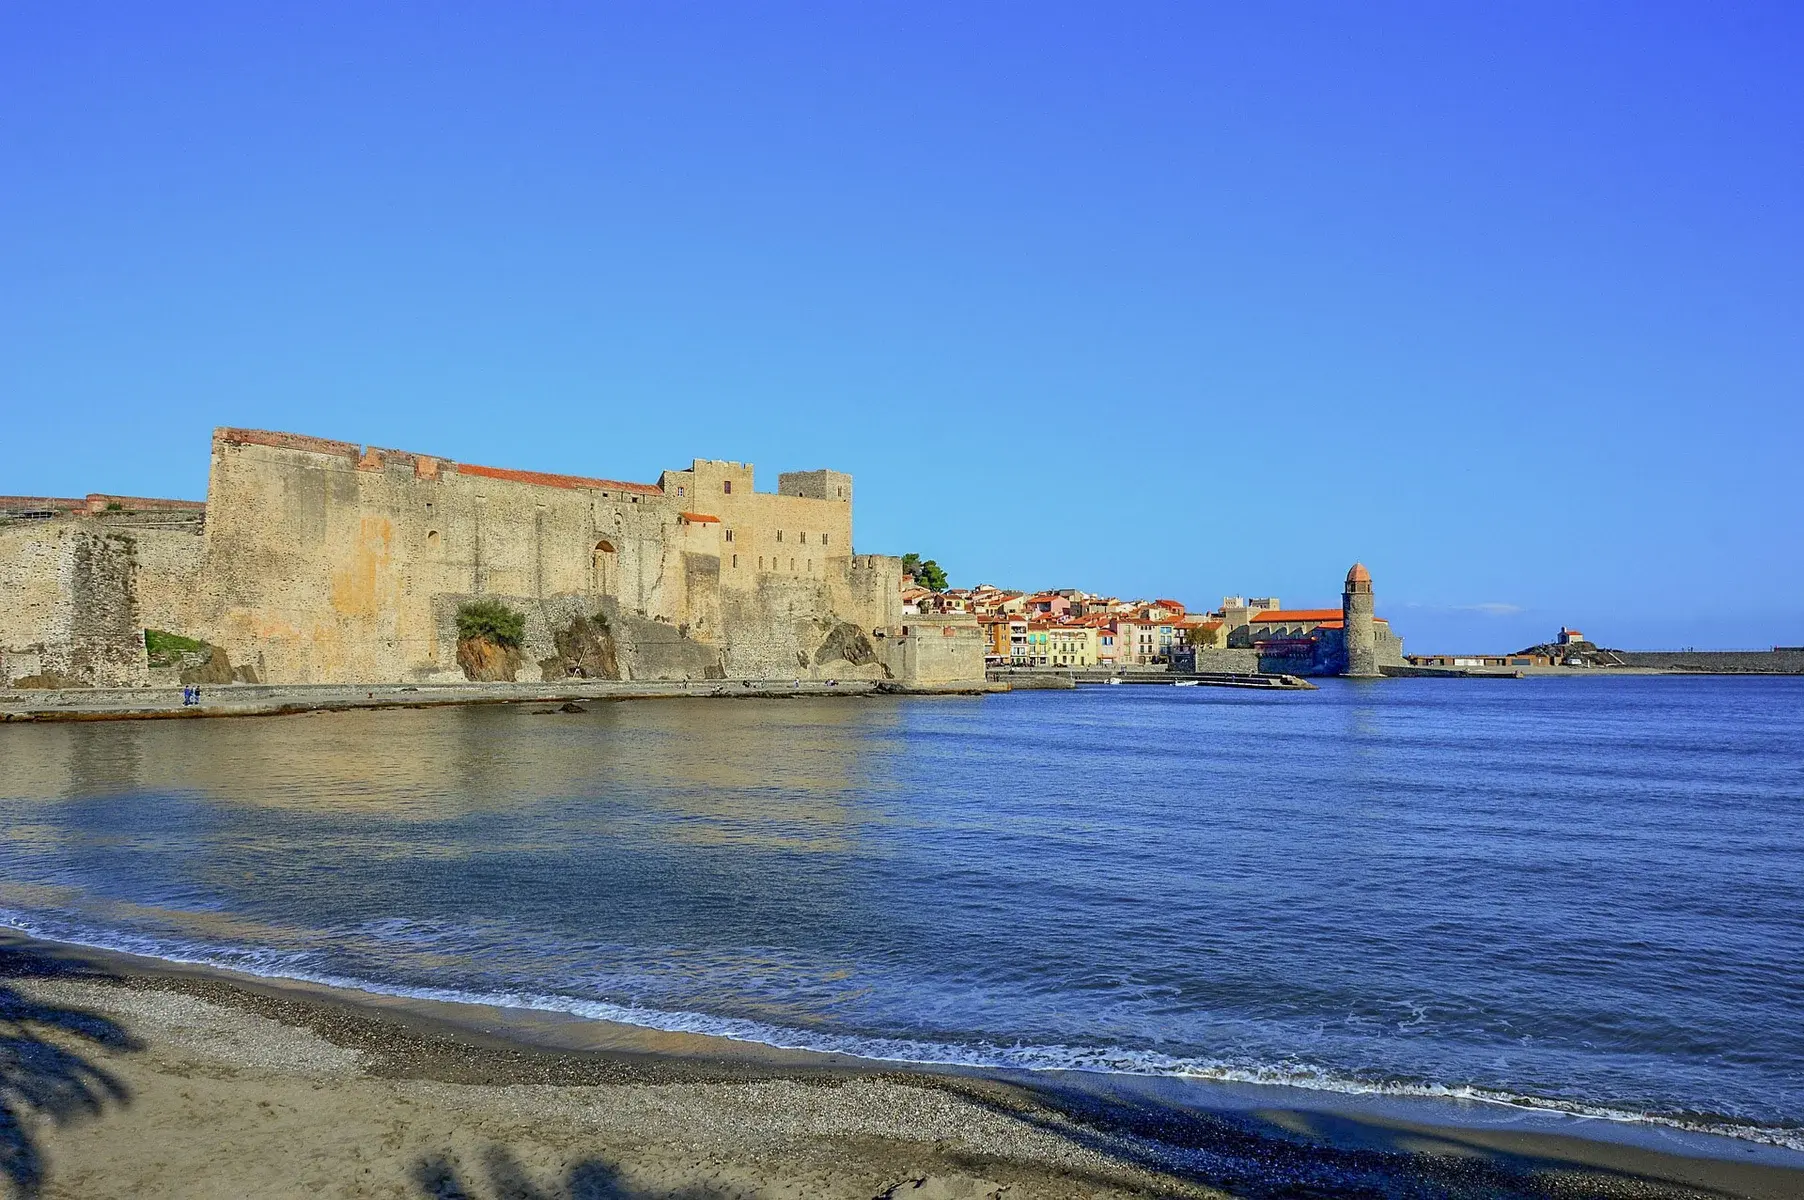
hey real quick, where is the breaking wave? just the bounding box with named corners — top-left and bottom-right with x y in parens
top-left (8, 912), bottom-right (1801, 1155)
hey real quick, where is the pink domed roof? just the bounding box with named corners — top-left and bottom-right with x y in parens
top-left (1345, 562), bottom-right (1371, 585)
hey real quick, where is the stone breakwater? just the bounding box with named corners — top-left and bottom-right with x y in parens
top-left (0, 678), bottom-right (1003, 722)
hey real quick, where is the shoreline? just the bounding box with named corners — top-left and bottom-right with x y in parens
top-left (4, 667), bottom-right (1794, 724)
top-left (5, 931), bottom-right (1800, 1199)
top-left (0, 677), bottom-right (1004, 724)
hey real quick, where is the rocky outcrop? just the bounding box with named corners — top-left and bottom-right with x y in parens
top-left (8, 672), bottom-right (83, 689)
top-left (457, 637), bottom-right (521, 682)
top-left (179, 644), bottom-right (240, 685)
top-left (814, 620), bottom-right (878, 668)
top-left (540, 613), bottom-right (622, 681)
top-left (598, 603), bottom-right (725, 681)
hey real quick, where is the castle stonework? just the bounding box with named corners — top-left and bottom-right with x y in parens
top-left (1341, 562), bottom-right (1380, 678)
top-left (0, 429), bottom-right (985, 690)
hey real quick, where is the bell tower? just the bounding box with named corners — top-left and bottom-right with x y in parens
top-left (1342, 562), bottom-right (1379, 678)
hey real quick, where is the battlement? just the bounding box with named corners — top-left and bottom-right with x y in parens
top-left (0, 496), bottom-right (86, 517)
top-left (217, 428), bottom-right (363, 460)
top-left (84, 494), bottom-right (207, 513)
top-left (1, 494), bottom-right (204, 519)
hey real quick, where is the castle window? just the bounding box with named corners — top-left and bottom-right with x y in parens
top-left (776, 530), bottom-right (783, 543)
top-left (631, 496), bottom-right (639, 504)
top-left (821, 534), bottom-right (829, 547)
top-left (790, 559), bottom-right (795, 571)
top-left (800, 531), bottom-right (807, 544)
top-left (677, 486), bottom-right (685, 497)
top-left (723, 480), bottom-right (732, 495)
top-left (426, 530), bottom-right (440, 549)
top-left (759, 556), bottom-right (765, 570)
top-left (725, 529), bottom-right (734, 542)
top-left (732, 554), bottom-right (738, 568)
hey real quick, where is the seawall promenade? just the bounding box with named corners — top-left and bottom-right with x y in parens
top-left (0, 677), bottom-right (1004, 723)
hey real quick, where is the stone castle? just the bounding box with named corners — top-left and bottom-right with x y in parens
top-left (0, 428), bottom-right (986, 689)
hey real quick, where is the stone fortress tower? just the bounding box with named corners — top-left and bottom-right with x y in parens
top-left (1341, 562), bottom-right (1380, 677)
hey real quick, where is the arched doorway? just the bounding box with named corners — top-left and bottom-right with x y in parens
top-left (592, 540), bottom-right (617, 595)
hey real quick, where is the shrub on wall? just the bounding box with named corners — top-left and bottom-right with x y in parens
top-left (455, 600), bottom-right (526, 648)
top-left (144, 629), bottom-right (207, 667)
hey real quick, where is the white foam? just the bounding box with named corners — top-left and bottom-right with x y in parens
top-left (6, 912), bottom-right (1799, 1154)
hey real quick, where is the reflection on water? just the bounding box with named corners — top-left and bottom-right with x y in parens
top-left (2, 683), bottom-right (1803, 1150)
top-left (3, 699), bottom-right (901, 847)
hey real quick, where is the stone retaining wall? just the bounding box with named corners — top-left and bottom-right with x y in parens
top-left (1609, 650), bottom-right (1804, 674)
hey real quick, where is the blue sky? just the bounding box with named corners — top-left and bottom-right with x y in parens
top-left (3, 3), bottom-right (1799, 652)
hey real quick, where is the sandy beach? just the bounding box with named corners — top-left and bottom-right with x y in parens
top-left (3, 934), bottom-right (1799, 1200)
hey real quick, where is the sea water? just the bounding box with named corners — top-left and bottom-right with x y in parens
top-left (2, 678), bottom-right (1800, 1149)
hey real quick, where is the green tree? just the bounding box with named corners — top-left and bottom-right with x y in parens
top-left (901, 553), bottom-right (948, 590)
top-left (456, 599), bottom-right (526, 647)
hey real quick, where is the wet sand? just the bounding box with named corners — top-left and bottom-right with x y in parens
top-left (4, 933), bottom-right (1800, 1199)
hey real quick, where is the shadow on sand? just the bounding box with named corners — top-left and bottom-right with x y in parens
top-left (412, 1077), bottom-right (1753, 1200)
top-left (0, 943), bottom-right (143, 1198)
top-left (945, 1074), bottom-right (1747, 1200)
top-left (414, 1147), bottom-right (738, 1200)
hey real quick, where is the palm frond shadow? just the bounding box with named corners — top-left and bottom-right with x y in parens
top-left (0, 944), bottom-right (143, 1198)
top-left (415, 1145), bottom-right (738, 1200)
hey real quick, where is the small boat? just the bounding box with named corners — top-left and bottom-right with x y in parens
top-left (1106, 677), bottom-right (1123, 685)
top-left (1173, 679), bottom-right (1202, 686)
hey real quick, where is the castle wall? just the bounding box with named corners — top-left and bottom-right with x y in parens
top-left (132, 523), bottom-right (207, 645)
top-left (0, 523), bottom-right (68, 677)
top-left (0, 521), bottom-right (147, 686)
top-left (881, 616), bottom-right (988, 686)
top-left (1194, 647), bottom-right (1263, 673)
top-left (169, 431), bottom-right (928, 685)
top-left (2, 429), bottom-right (980, 688)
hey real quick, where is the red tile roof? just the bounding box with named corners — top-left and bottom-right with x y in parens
top-left (1249, 610), bottom-right (1389, 627)
top-left (678, 511), bottom-right (720, 523)
top-left (218, 429), bottom-right (666, 495)
top-left (460, 462), bottom-right (663, 495)
top-left (1249, 609), bottom-right (1342, 623)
